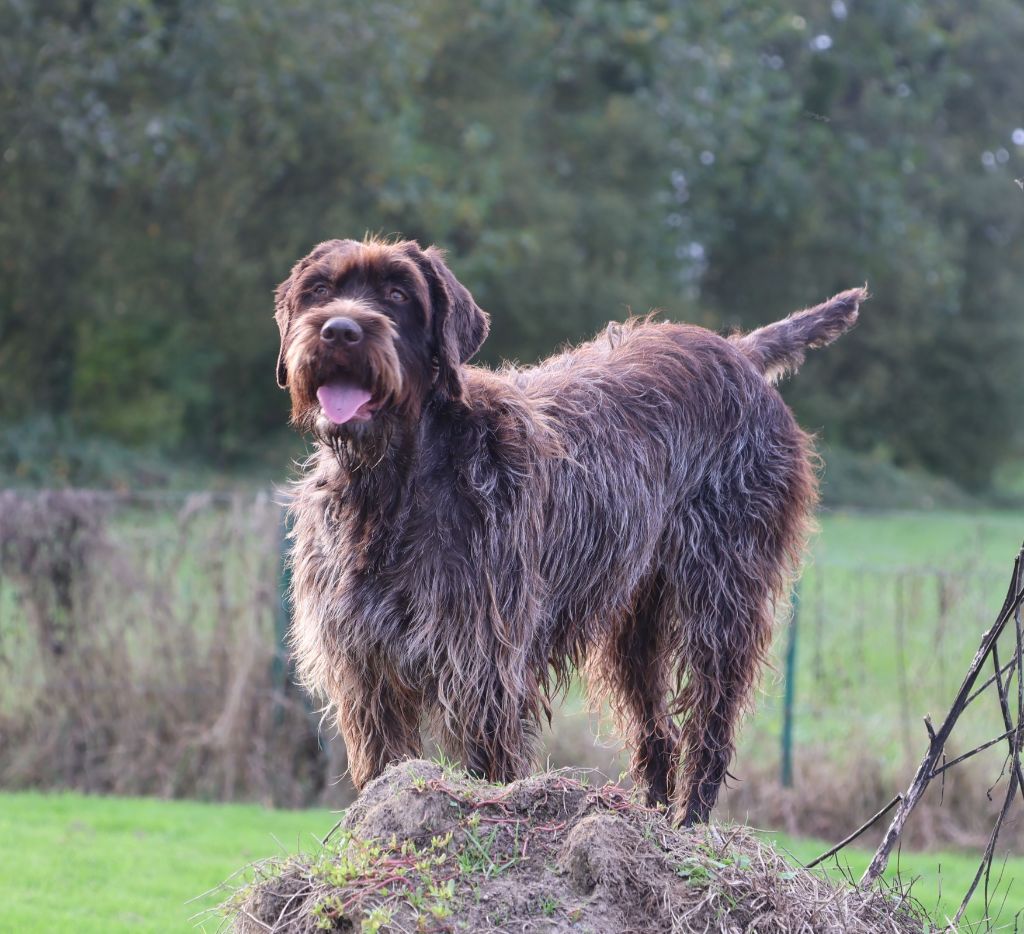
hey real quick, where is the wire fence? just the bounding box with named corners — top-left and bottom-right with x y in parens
top-left (767, 561), bottom-right (1010, 779)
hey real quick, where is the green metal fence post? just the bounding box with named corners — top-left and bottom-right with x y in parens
top-left (780, 580), bottom-right (801, 788)
top-left (272, 505), bottom-right (293, 724)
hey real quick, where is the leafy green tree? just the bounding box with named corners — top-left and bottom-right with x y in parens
top-left (1, 0), bottom-right (1021, 488)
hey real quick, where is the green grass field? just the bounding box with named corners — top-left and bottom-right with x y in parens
top-left (772, 832), bottom-right (1023, 929)
top-left (0, 791), bottom-right (333, 934)
top-left (2, 790), bottom-right (1020, 932)
top-left (814, 509), bottom-right (1023, 568)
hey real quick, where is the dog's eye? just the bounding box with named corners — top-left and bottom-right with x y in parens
top-left (312, 284), bottom-right (330, 300)
top-left (387, 287), bottom-right (408, 303)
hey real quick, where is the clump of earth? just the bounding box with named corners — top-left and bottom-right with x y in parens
top-left (223, 759), bottom-right (931, 933)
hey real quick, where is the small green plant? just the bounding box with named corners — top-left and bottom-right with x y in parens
top-left (674, 856), bottom-right (712, 884)
top-left (435, 752), bottom-right (463, 777)
top-left (540, 895), bottom-right (559, 917)
top-left (424, 879), bottom-right (456, 923)
top-left (431, 832), bottom-right (453, 851)
top-left (361, 904), bottom-right (395, 933)
top-left (673, 841), bottom-right (753, 887)
top-left (457, 824), bottom-right (518, 879)
top-left (312, 894), bottom-right (345, 930)
top-left (406, 886), bottom-right (426, 911)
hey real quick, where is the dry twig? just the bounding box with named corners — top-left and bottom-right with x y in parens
top-left (855, 545), bottom-right (1024, 912)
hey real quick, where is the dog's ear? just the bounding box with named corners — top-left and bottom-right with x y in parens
top-left (273, 239), bottom-right (358, 388)
top-left (273, 268), bottom-right (297, 389)
top-left (409, 244), bottom-right (490, 402)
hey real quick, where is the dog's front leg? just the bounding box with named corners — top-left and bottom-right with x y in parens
top-left (434, 661), bottom-right (539, 785)
top-left (331, 663), bottom-right (423, 790)
top-left (453, 692), bottom-right (535, 785)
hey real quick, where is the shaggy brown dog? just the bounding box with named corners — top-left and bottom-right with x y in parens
top-left (276, 236), bottom-right (864, 823)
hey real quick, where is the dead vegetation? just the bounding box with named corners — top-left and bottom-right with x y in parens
top-left (721, 754), bottom-right (1024, 854)
top-left (219, 759), bottom-right (932, 934)
top-left (0, 490), bottom-right (345, 805)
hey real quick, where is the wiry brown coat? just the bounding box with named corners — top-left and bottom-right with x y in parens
top-left (275, 236), bottom-right (864, 822)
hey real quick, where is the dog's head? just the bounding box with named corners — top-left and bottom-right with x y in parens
top-left (274, 237), bottom-right (489, 440)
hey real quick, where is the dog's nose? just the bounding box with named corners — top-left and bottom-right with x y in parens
top-left (320, 317), bottom-right (362, 346)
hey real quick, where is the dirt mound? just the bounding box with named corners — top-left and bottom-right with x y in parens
top-left (223, 759), bottom-right (932, 933)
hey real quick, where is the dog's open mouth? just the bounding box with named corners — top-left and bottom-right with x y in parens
top-left (316, 381), bottom-right (378, 424)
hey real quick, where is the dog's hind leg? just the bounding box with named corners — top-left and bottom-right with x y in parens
top-left (588, 576), bottom-right (682, 809)
top-left (671, 536), bottom-right (778, 825)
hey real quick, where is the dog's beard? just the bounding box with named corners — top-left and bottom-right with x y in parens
top-left (313, 410), bottom-right (406, 473)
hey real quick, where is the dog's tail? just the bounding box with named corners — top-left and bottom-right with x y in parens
top-left (730, 287), bottom-right (867, 383)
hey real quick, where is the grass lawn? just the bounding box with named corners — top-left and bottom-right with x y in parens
top-left (2, 790), bottom-right (1021, 932)
top-left (0, 791), bottom-right (336, 934)
top-left (742, 509), bottom-right (1024, 765)
top-left (814, 508), bottom-right (1023, 569)
top-left (553, 509), bottom-right (1024, 773)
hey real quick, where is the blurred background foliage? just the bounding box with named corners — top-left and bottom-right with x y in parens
top-left (1, 0), bottom-right (1022, 494)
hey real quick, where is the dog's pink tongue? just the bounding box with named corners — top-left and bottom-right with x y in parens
top-left (317, 382), bottom-right (372, 425)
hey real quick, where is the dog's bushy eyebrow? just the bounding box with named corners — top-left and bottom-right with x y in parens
top-left (296, 254), bottom-right (430, 320)
top-left (295, 269), bottom-right (331, 291)
top-left (307, 252), bottom-right (417, 287)
top-left (360, 257), bottom-right (432, 305)
top-left (366, 256), bottom-right (423, 283)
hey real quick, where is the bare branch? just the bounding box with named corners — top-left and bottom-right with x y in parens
top-left (963, 655), bottom-right (1017, 710)
top-left (860, 551), bottom-right (1024, 887)
top-left (804, 794), bottom-right (902, 869)
top-left (989, 641), bottom-right (1024, 804)
top-left (928, 727), bottom-right (1016, 778)
top-left (951, 742), bottom-right (1020, 926)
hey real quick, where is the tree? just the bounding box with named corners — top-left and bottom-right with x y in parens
top-left (1, 0), bottom-right (1021, 488)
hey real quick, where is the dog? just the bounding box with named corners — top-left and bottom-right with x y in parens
top-left (276, 236), bottom-right (864, 823)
